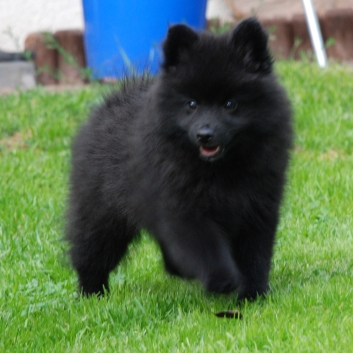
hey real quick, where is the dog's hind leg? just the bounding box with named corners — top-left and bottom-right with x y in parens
top-left (67, 213), bottom-right (136, 296)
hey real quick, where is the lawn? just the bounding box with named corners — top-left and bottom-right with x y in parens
top-left (1, 62), bottom-right (352, 352)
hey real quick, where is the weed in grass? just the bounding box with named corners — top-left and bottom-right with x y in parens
top-left (0, 62), bottom-right (353, 352)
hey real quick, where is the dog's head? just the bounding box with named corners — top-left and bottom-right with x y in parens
top-left (155, 18), bottom-right (289, 162)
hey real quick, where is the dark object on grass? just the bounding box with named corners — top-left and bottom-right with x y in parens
top-left (214, 310), bottom-right (243, 319)
top-left (65, 17), bottom-right (293, 301)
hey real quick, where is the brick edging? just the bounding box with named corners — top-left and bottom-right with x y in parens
top-left (25, 9), bottom-right (353, 86)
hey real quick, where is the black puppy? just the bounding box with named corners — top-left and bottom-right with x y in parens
top-left (66, 18), bottom-right (293, 300)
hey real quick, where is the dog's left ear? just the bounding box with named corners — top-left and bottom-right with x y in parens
top-left (162, 24), bottom-right (199, 70)
top-left (231, 17), bottom-right (273, 74)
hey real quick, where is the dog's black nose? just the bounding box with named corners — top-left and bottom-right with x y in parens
top-left (197, 128), bottom-right (214, 145)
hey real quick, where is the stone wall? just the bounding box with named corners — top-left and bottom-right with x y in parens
top-left (24, 4), bottom-right (353, 85)
top-left (262, 9), bottom-right (353, 61)
top-left (225, 0), bottom-right (353, 61)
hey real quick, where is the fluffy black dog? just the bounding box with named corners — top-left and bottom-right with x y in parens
top-left (66, 17), bottom-right (293, 301)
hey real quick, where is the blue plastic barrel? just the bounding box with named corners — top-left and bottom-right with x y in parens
top-left (82, 0), bottom-right (208, 79)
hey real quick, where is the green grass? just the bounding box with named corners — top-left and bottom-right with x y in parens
top-left (1, 62), bottom-right (353, 352)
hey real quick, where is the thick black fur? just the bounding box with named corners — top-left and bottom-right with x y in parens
top-left (65, 17), bottom-right (293, 301)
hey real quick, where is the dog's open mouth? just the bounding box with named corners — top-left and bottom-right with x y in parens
top-left (199, 146), bottom-right (223, 160)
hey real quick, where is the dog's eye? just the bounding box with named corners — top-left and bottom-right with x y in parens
top-left (187, 100), bottom-right (197, 109)
top-left (224, 100), bottom-right (238, 110)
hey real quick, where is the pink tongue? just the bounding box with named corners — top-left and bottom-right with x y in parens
top-left (200, 146), bottom-right (219, 157)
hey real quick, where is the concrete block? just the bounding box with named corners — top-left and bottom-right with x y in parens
top-left (321, 8), bottom-right (353, 61)
top-left (25, 32), bottom-right (58, 85)
top-left (54, 29), bottom-right (86, 84)
top-left (262, 18), bottom-right (294, 59)
top-left (0, 62), bottom-right (36, 90)
top-left (292, 14), bottom-right (313, 60)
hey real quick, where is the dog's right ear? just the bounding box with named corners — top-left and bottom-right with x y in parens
top-left (231, 17), bottom-right (273, 74)
top-left (162, 24), bottom-right (199, 70)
